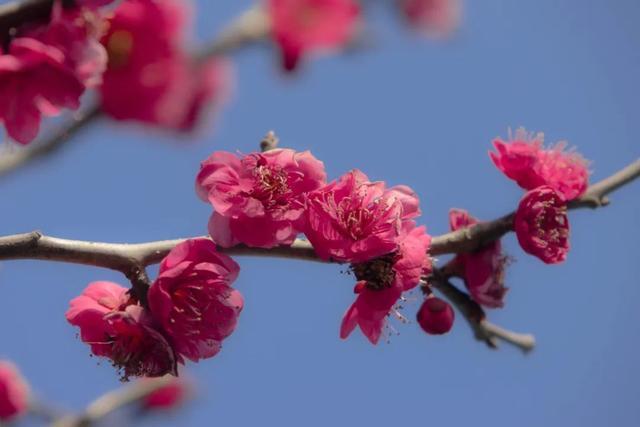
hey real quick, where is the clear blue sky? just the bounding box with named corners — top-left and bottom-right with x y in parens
top-left (1, 0), bottom-right (639, 426)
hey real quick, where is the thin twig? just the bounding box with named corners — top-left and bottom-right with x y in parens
top-left (0, 5), bottom-right (270, 178)
top-left (428, 273), bottom-right (536, 353)
top-left (51, 375), bottom-right (175, 427)
top-left (430, 158), bottom-right (640, 255)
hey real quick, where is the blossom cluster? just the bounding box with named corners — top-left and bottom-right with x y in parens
top-left (63, 126), bottom-right (590, 378)
top-left (439, 128), bottom-right (590, 312)
top-left (0, 0), bottom-right (461, 144)
top-left (196, 149), bottom-right (435, 344)
top-left (491, 128), bottom-right (589, 264)
top-left (66, 239), bottom-right (243, 380)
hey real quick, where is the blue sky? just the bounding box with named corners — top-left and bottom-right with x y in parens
top-left (1, 0), bottom-right (639, 426)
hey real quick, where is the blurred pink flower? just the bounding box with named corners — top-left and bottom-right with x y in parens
top-left (66, 281), bottom-right (177, 380)
top-left (305, 169), bottom-right (420, 263)
top-left (449, 209), bottom-right (508, 308)
top-left (398, 0), bottom-right (461, 37)
top-left (197, 149), bottom-right (326, 248)
top-left (340, 225), bottom-right (431, 344)
top-left (267, 0), bottom-right (360, 71)
top-left (0, 6), bottom-right (107, 144)
top-left (141, 376), bottom-right (191, 411)
top-left (490, 127), bottom-right (590, 201)
top-left (515, 185), bottom-right (570, 264)
top-left (416, 296), bottom-right (455, 335)
top-left (0, 361), bottom-right (29, 422)
top-left (99, 0), bottom-right (229, 131)
top-left (148, 239), bottom-right (243, 362)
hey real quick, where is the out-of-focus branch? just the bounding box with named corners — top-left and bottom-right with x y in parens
top-left (430, 158), bottom-right (640, 255)
top-left (428, 272), bottom-right (536, 353)
top-left (0, 0), bottom-right (74, 40)
top-left (0, 6), bottom-right (271, 178)
top-left (0, 106), bottom-right (101, 177)
top-left (51, 375), bottom-right (175, 427)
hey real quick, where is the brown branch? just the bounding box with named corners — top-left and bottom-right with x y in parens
top-left (51, 375), bottom-right (176, 427)
top-left (0, 159), bottom-right (636, 273)
top-left (430, 158), bottom-right (640, 255)
top-left (0, 6), bottom-right (270, 178)
top-left (428, 273), bottom-right (536, 353)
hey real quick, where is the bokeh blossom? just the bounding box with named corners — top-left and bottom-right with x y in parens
top-left (100, 0), bottom-right (230, 131)
top-left (0, 5), bottom-right (106, 144)
top-left (267, 0), bottom-right (360, 71)
top-left (0, 361), bottom-right (29, 422)
top-left (398, 0), bottom-right (461, 37)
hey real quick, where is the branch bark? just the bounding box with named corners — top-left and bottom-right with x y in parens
top-left (0, 6), bottom-right (270, 178)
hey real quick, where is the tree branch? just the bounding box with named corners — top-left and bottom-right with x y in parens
top-left (430, 158), bottom-right (640, 255)
top-left (51, 375), bottom-right (176, 427)
top-left (0, 5), bottom-right (270, 178)
top-left (428, 272), bottom-right (536, 353)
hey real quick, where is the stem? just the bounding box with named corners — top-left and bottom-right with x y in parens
top-left (428, 273), bottom-right (536, 353)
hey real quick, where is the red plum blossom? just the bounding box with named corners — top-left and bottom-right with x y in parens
top-left (267, 0), bottom-right (360, 71)
top-left (515, 185), bottom-right (570, 264)
top-left (490, 127), bottom-right (590, 201)
top-left (197, 149), bottom-right (326, 248)
top-left (448, 209), bottom-right (508, 308)
top-left (398, 0), bottom-right (461, 37)
top-left (148, 239), bottom-right (243, 362)
top-left (416, 296), bottom-right (455, 335)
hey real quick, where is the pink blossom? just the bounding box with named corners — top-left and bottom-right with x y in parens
top-left (398, 0), bottom-right (461, 37)
top-left (416, 296), bottom-right (455, 335)
top-left (489, 127), bottom-right (590, 200)
top-left (66, 281), bottom-right (177, 380)
top-left (141, 377), bottom-right (190, 411)
top-left (305, 169), bottom-right (420, 263)
top-left (148, 239), bottom-right (243, 362)
top-left (515, 185), bottom-right (570, 264)
top-left (197, 149), bottom-right (326, 248)
top-left (0, 361), bottom-right (29, 422)
top-left (449, 209), bottom-right (508, 308)
top-left (99, 0), bottom-right (230, 131)
top-left (0, 7), bottom-right (106, 144)
top-left (340, 225), bottom-right (431, 344)
top-left (267, 0), bottom-right (360, 71)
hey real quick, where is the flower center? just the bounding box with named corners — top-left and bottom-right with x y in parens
top-left (351, 253), bottom-right (396, 290)
top-left (106, 30), bottom-right (134, 68)
top-left (335, 196), bottom-right (388, 241)
top-left (251, 162), bottom-right (291, 208)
